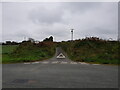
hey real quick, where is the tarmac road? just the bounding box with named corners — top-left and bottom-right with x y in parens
top-left (2, 47), bottom-right (118, 88)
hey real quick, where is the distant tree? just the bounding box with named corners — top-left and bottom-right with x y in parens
top-left (28, 38), bottom-right (35, 43)
top-left (6, 41), bottom-right (12, 45)
top-left (49, 36), bottom-right (53, 42)
top-left (4, 41), bottom-right (19, 45)
top-left (21, 40), bottom-right (27, 43)
top-left (43, 36), bottom-right (53, 42)
top-left (43, 38), bottom-right (49, 42)
top-left (11, 41), bottom-right (18, 45)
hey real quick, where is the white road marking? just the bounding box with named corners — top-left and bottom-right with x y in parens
top-left (70, 62), bottom-right (77, 64)
top-left (60, 61), bottom-right (68, 64)
top-left (23, 61), bottom-right (91, 65)
top-left (24, 63), bottom-right (31, 64)
top-left (92, 64), bottom-right (100, 65)
top-left (51, 61), bottom-right (59, 64)
top-left (56, 53), bottom-right (65, 59)
top-left (79, 62), bottom-right (89, 65)
top-left (41, 62), bottom-right (49, 64)
top-left (32, 62), bottom-right (39, 64)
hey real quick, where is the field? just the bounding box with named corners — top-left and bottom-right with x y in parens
top-left (60, 38), bottom-right (119, 65)
top-left (2, 45), bottom-right (18, 54)
top-left (2, 41), bottom-right (56, 63)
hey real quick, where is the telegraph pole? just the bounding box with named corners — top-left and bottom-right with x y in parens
top-left (71, 29), bottom-right (74, 41)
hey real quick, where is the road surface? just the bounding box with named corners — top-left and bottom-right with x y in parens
top-left (2, 47), bottom-right (118, 88)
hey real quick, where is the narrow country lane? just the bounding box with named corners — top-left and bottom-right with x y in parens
top-left (2, 47), bottom-right (118, 88)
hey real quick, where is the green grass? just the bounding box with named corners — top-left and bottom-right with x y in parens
top-left (2, 45), bottom-right (19, 54)
top-left (2, 42), bottom-right (56, 63)
top-left (1, 45), bottom-right (19, 63)
top-left (60, 39), bottom-right (119, 65)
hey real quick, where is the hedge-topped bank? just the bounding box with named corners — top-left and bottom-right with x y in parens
top-left (2, 41), bottom-right (56, 63)
top-left (60, 37), bottom-right (119, 65)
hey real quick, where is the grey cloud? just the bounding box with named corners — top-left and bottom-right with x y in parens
top-left (2, 2), bottom-right (118, 42)
top-left (60, 2), bottom-right (102, 14)
top-left (29, 5), bottom-right (64, 24)
top-left (29, 2), bottom-right (102, 25)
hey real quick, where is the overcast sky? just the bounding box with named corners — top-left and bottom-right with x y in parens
top-left (1, 2), bottom-right (118, 42)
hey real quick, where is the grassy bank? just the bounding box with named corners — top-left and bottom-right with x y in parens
top-left (2, 41), bottom-right (56, 63)
top-left (60, 38), bottom-right (119, 65)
